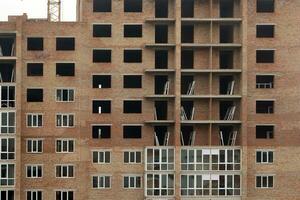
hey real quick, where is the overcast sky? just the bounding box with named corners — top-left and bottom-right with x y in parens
top-left (0, 0), bottom-right (76, 21)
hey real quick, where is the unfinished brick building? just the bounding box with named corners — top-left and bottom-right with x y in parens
top-left (0, 0), bottom-right (299, 199)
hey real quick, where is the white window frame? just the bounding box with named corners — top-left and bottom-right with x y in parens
top-left (0, 111), bottom-right (15, 134)
top-left (56, 113), bottom-right (74, 127)
top-left (56, 139), bottom-right (75, 153)
top-left (26, 139), bottom-right (43, 153)
top-left (92, 150), bottom-right (111, 164)
top-left (26, 165), bottom-right (43, 178)
top-left (56, 88), bottom-right (75, 102)
top-left (145, 147), bottom-right (174, 171)
top-left (180, 174), bottom-right (210, 196)
top-left (0, 85), bottom-right (15, 108)
top-left (145, 173), bottom-right (174, 197)
top-left (123, 175), bottom-right (142, 189)
top-left (256, 175), bottom-right (274, 188)
top-left (26, 190), bottom-right (42, 200)
top-left (92, 175), bottom-right (111, 189)
top-left (55, 190), bottom-right (74, 200)
top-left (0, 163), bottom-right (15, 186)
top-left (256, 149), bottom-right (274, 164)
top-left (0, 137), bottom-right (15, 160)
top-left (123, 150), bottom-right (142, 164)
top-left (55, 164), bottom-right (75, 178)
top-left (26, 113), bottom-right (43, 127)
top-left (0, 190), bottom-right (15, 200)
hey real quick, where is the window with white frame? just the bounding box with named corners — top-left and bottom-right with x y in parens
top-left (55, 165), bottom-right (74, 178)
top-left (0, 164), bottom-right (15, 186)
top-left (0, 111), bottom-right (15, 134)
top-left (26, 165), bottom-right (43, 178)
top-left (56, 114), bottom-right (74, 127)
top-left (146, 148), bottom-right (174, 171)
top-left (146, 173), bottom-right (174, 196)
top-left (181, 149), bottom-right (210, 171)
top-left (56, 89), bottom-right (74, 102)
top-left (0, 86), bottom-right (15, 108)
top-left (92, 150), bottom-right (111, 164)
top-left (256, 150), bottom-right (273, 164)
top-left (55, 191), bottom-right (74, 200)
top-left (123, 151), bottom-right (142, 164)
top-left (123, 175), bottom-right (142, 189)
top-left (0, 190), bottom-right (14, 200)
top-left (256, 175), bottom-right (274, 188)
top-left (0, 138), bottom-right (15, 160)
top-left (26, 139), bottom-right (43, 153)
top-left (92, 175), bottom-right (111, 189)
top-left (27, 114), bottom-right (43, 127)
top-left (211, 174), bottom-right (241, 196)
top-left (181, 174), bottom-right (210, 196)
top-left (56, 139), bottom-right (74, 153)
top-left (27, 190), bottom-right (42, 200)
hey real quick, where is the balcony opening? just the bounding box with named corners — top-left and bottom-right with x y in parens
top-left (123, 100), bottom-right (142, 113)
top-left (256, 101), bottom-right (274, 114)
top-left (93, 0), bottom-right (112, 12)
top-left (93, 24), bottom-right (112, 37)
top-left (1, 86), bottom-right (15, 108)
top-left (93, 49), bottom-right (111, 63)
top-left (257, 0), bottom-right (274, 13)
top-left (220, 25), bottom-right (234, 43)
top-left (256, 125), bottom-right (274, 139)
top-left (256, 50), bottom-right (274, 63)
top-left (181, 25), bottom-right (194, 43)
top-left (180, 126), bottom-right (195, 146)
top-left (124, 0), bottom-right (142, 12)
top-left (256, 75), bottom-right (274, 89)
top-left (154, 101), bottom-right (168, 120)
top-left (0, 35), bottom-right (15, 56)
top-left (154, 126), bottom-right (169, 146)
top-left (27, 63), bottom-right (43, 76)
top-left (219, 50), bottom-right (233, 69)
top-left (155, 75), bottom-right (169, 95)
top-left (124, 49), bottom-right (142, 63)
top-left (123, 125), bottom-right (142, 139)
top-left (181, 75), bottom-right (195, 95)
top-left (256, 25), bottom-right (274, 38)
top-left (56, 63), bottom-right (75, 76)
top-left (155, 25), bottom-right (168, 43)
top-left (93, 75), bottom-right (111, 88)
top-left (56, 37), bottom-right (75, 51)
top-left (220, 101), bottom-right (236, 120)
top-left (27, 89), bottom-right (43, 102)
top-left (181, 50), bottom-right (194, 69)
top-left (219, 126), bottom-right (237, 146)
top-left (220, 0), bottom-right (234, 18)
top-left (155, 50), bottom-right (168, 69)
top-left (219, 75), bottom-right (235, 95)
top-left (92, 125), bottom-right (111, 139)
top-left (124, 24), bottom-right (143, 37)
top-left (155, 0), bottom-right (168, 18)
top-left (27, 37), bottom-right (43, 51)
top-left (181, 101), bottom-right (194, 120)
top-left (0, 63), bottom-right (15, 82)
top-left (93, 100), bottom-right (111, 114)
top-left (124, 75), bottom-right (142, 88)
top-left (181, 0), bottom-right (194, 18)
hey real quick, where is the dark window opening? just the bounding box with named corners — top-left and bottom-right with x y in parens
top-left (181, 50), bottom-right (194, 69)
top-left (219, 50), bottom-right (233, 69)
top-left (0, 36), bottom-right (15, 56)
top-left (155, 0), bottom-right (168, 18)
top-left (124, 75), bottom-right (142, 88)
top-left (155, 75), bottom-right (169, 94)
top-left (256, 50), bottom-right (274, 63)
top-left (27, 63), bottom-right (43, 76)
top-left (93, 0), bottom-right (111, 12)
top-left (256, 25), bottom-right (274, 38)
top-left (27, 89), bottom-right (43, 102)
top-left (93, 49), bottom-right (111, 63)
top-left (93, 100), bottom-right (111, 113)
top-left (56, 63), bottom-right (75, 76)
top-left (154, 126), bottom-right (169, 145)
top-left (27, 37), bottom-right (43, 51)
top-left (256, 75), bottom-right (274, 88)
top-left (124, 25), bottom-right (142, 37)
top-left (257, 0), bottom-right (274, 13)
top-left (220, 101), bottom-right (235, 120)
top-left (181, 126), bottom-right (194, 146)
top-left (124, 100), bottom-right (142, 113)
top-left (124, 0), bottom-right (142, 12)
top-left (155, 25), bottom-right (168, 43)
top-left (155, 101), bottom-right (168, 120)
top-left (0, 63), bottom-right (15, 82)
top-left (181, 101), bottom-right (194, 120)
top-left (93, 24), bottom-right (112, 37)
top-left (181, 25), bottom-right (194, 43)
top-left (256, 125), bottom-right (274, 139)
top-left (181, 0), bottom-right (194, 18)
top-left (123, 125), bottom-right (142, 138)
top-left (1, 86), bottom-right (15, 108)
top-left (219, 76), bottom-right (234, 95)
top-left (124, 49), bottom-right (142, 63)
top-left (256, 101), bottom-right (274, 114)
top-left (155, 50), bottom-right (168, 69)
top-left (219, 126), bottom-right (236, 146)
top-left (181, 75), bottom-right (194, 95)
top-left (56, 37), bottom-right (75, 51)
top-left (92, 125), bottom-right (111, 139)
top-left (93, 75), bottom-right (111, 88)
top-left (220, 0), bottom-right (234, 18)
top-left (0, 190), bottom-right (14, 200)
top-left (220, 25), bottom-right (234, 43)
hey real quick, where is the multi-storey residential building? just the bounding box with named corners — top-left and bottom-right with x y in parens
top-left (0, 0), bottom-right (299, 199)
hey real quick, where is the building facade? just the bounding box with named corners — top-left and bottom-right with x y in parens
top-left (0, 0), bottom-right (299, 199)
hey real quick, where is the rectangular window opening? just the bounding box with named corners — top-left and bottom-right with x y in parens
top-left (155, 0), bottom-right (168, 18)
top-left (93, 24), bottom-right (112, 37)
top-left (220, 0), bottom-right (234, 18)
top-left (123, 125), bottom-right (142, 139)
top-left (256, 101), bottom-right (274, 114)
top-left (181, 0), bottom-right (194, 18)
top-left (0, 62), bottom-right (16, 82)
top-left (256, 125), bottom-right (274, 139)
top-left (56, 63), bottom-right (75, 76)
top-left (123, 75), bottom-right (142, 88)
top-left (93, 100), bottom-right (111, 114)
top-left (219, 50), bottom-right (234, 69)
top-left (124, 0), bottom-right (142, 12)
top-left (155, 25), bottom-right (168, 43)
top-left (56, 37), bottom-right (75, 51)
top-left (257, 0), bottom-right (274, 13)
top-left (27, 37), bottom-right (43, 51)
top-left (0, 35), bottom-right (16, 56)
top-left (256, 50), bottom-right (274, 63)
top-left (256, 25), bottom-right (275, 38)
top-left (27, 89), bottom-right (43, 102)
top-left (93, 0), bottom-right (111, 12)
top-left (92, 125), bottom-right (111, 139)
top-left (123, 100), bottom-right (142, 113)
top-left (154, 101), bottom-right (168, 120)
top-left (27, 63), bottom-right (43, 76)
top-left (92, 75), bottom-right (111, 88)
top-left (124, 49), bottom-right (142, 63)
top-left (181, 50), bottom-right (194, 69)
top-left (181, 25), bottom-right (194, 43)
top-left (124, 25), bottom-right (142, 37)
top-left (155, 75), bottom-right (169, 95)
top-left (155, 50), bottom-right (168, 69)
top-left (93, 49), bottom-right (111, 63)
top-left (256, 75), bottom-right (274, 89)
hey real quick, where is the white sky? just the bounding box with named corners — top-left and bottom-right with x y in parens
top-left (0, 0), bottom-right (77, 21)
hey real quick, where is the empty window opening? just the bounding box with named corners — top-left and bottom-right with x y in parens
top-left (257, 0), bottom-right (274, 12)
top-left (155, 75), bottom-right (169, 95)
top-left (27, 89), bottom-right (43, 102)
top-left (124, 24), bottom-right (142, 37)
top-left (0, 35), bottom-right (15, 56)
top-left (180, 126), bottom-right (195, 146)
top-left (256, 25), bottom-right (274, 38)
top-left (154, 126), bottom-right (169, 146)
top-left (27, 37), bottom-right (43, 51)
top-left (93, 100), bottom-right (111, 114)
top-left (256, 101), bottom-right (274, 114)
top-left (220, 101), bottom-right (236, 120)
top-left (181, 0), bottom-right (194, 17)
top-left (256, 75), bottom-right (274, 88)
top-left (124, 100), bottom-right (142, 113)
top-left (181, 75), bottom-right (195, 95)
top-left (0, 63), bottom-right (15, 82)
top-left (181, 50), bottom-right (194, 69)
top-left (93, 75), bottom-right (111, 88)
top-left (56, 37), bottom-right (75, 51)
top-left (0, 190), bottom-right (14, 200)
top-left (220, 25), bottom-right (234, 43)
top-left (219, 50), bottom-right (233, 69)
top-left (93, 24), bottom-right (112, 37)
top-left (155, 0), bottom-right (168, 18)
top-left (27, 63), bottom-right (43, 76)
top-left (256, 50), bottom-right (274, 63)
top-left (219, 126), bottom-right (237, 146)
top-left (93, 49), bottom-right (111, 63)
top-left (181, 25), bottom-right (194, 43)
top-left (124, 49), bottom-right (142, 63)
top-left (155, 50), bottom-right (168, 69)
top-left (155, 25), bottom-right (168, 43)
top-left (92, 125), bottom-right (111, 139)
top-left (1, 86), bottom-right (15, 108)
top-left (124, 75), bottom-right (142, 88)
top-left (154, 101), bottom-right (168, 120)
top-left (124, 0), bottom-right (142, 12)
top-left (181, 101), bottom-right (194, 120)
top-left (56, 63), bottom-right (75, 76)
top-left (123, 125), bottom-right (142, 138)
top-left (220, 0), bottom-right (234, 18)
top-left (219, 76), bottom-right (235, 95)
top-left (93, 0), bottom-right (111, 12)
top-left (256, 125), bottom-right (274, 139)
